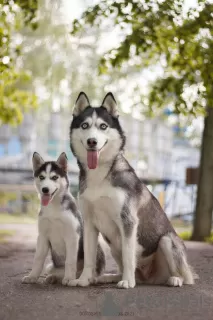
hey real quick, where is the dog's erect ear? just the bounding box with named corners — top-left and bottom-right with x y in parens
top-left (57, 152), bottom-right (68, 172)
top-left (102, 92), bottom-right (119, 117)
top-left (32, 152), bottom-right (44, 172)
top-left (73, 92), bottom-right (90, 116)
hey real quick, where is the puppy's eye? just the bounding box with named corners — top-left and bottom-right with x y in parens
top-left (51, 176), bottom-right (58, 181)
top-left (39, 175), bottom-right (45, 180)
top-left (100, 123), bottom-right (108, 130)
top-left (81, 122), bottom-right (89, 130)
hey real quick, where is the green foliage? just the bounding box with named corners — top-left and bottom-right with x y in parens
top-left (72, 0), bottom-right (213, 117)
top-left (0, 191), bottom-right (17, 205)
top-left (205, 234), bottom-right (213, 244)
top-left (178, 231), bottom-right (191, 241)
top-left (0, 229), bottom-right (15, 242)
top-left (0, 213), bottom-right (36, 224)
top-left (0, 0), bottom-right (38, 125)
top-left (179, 230), bottom-right (213, 243)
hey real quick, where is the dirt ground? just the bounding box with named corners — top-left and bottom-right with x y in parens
top-left (0, 224), bottom-right (213, 320)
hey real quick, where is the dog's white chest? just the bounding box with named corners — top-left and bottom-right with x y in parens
top-left (94, 210), bottom-right (121, 248)
top-left (82, 170), bottom-right (125, 203)
top-left (82, 180), bottom-right (125, 216)
top-left (81, 177), bottom-right (125, 249)
top-left (40, 217), bottom-right (65, 253)
top-left (49, 219), bottom-right (64, 243)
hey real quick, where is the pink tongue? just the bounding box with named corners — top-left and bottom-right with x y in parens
top-left (41, 195), bottom-right (51, 206)
top-left (87, 151), bottom-right (99, 169)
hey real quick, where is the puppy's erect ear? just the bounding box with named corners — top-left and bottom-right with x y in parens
top-left (102, 92), bottom-right (119, 118)
top-left (32, 152), bottom-right (44, 172)
top-left (57, 152), bottom-right (68, 172)
top-left (73, 92), bottom-right (90, 117)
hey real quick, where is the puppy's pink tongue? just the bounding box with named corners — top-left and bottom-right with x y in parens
top-left (87, 151), bottom-right (99, 169)
top-left (41, 195), bottom-right (51, 206)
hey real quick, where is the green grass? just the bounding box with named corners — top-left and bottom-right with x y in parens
top-left (0, 213), bottom-right (36, 225)
top-left (178, 231), bottom-right (192, 241)
top-left (205, 233), bottom-right (213, 244)
top-left (0, 230), bottom-right (16, 243)
top-left (179, 230), bottom-right (213, 243)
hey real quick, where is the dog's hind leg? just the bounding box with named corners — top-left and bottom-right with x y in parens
top-left (158, 235), bottom-right (183, 287)
top-left (158, 232), bottom-right (197, 286)
top-left (92, 248), bottom-right (123, 284)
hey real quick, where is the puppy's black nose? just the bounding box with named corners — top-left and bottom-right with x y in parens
top-left (42, 187), bottom-right (49, 194)
top-left (87, 138), bottom-right (97, 148)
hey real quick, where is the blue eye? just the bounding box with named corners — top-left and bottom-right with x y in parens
top-left (100, 123), bottom-right (108, 130)
top-left (81, 122), bottom-right (89, 129)
top-left (52, 176), bottom-right (58, 181)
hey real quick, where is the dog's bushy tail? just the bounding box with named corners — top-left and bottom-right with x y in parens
top-left (179, 256), bottom-right (199, 284)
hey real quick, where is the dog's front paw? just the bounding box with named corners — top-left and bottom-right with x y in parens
top-left (62, 277), bottom-right (76, 286)
top-left (22, 275), bottom-right (38, 284)
top-left (67, 278), bottom-right (90, 287)
top-left (167, 276), bottom-right (183, 287)
top-left (117, 279), bottom-right (135, 289)
top-left (90, 277), bottom-right (98, 285)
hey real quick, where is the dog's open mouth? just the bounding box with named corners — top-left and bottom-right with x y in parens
top-left (87, 141), bottom-right (107, 170)
top-left (41, 189), bottom-right (57, 206)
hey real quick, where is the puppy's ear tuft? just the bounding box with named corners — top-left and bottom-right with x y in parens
top-left (73, 92), bottom-right (90, 116)
top-left (57, 152), bottom-right (68, 172)
top-left (32, 152), bottom-right (44, 172)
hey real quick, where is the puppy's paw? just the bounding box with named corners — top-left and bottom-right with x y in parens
top-left (67, 278), bottom-right (90, 287)
top-left (117, 279), bottom-right (135, 289)
top-left (22, 275), bottom-right (38, 284)
top-left (167, 276), bottom-right (183, 287)
top-left (62, 277), bottom-right (76, 286)
top-left (90, 277), bottom-right (98, 285)
top-left (44, 275), bottom-right (58, 284)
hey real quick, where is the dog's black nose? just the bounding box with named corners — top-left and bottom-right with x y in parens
top-left (42, 187), bottom-right (49, 194)
top-left (87, 138), bottom-right (97, 148)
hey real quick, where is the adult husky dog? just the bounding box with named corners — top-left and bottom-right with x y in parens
top-left (69, 92), bottom-right (197, 289)
top-left (22, 152), bottom-right (105, 285)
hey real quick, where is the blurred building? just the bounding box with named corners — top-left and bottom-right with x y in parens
top-left (165, 137), bottom-right (200, 217)
top-left (121, 115), bottom-right (173, 181)
top-left (0, 112), bottom-right (174, 180)
top-left (0, 112), bottom-right (200, 216)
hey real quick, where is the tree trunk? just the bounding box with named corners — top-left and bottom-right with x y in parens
top-left (191, 107), bottom-right (213, 241)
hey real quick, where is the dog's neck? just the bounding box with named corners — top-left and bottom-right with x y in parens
top-left (78, 152), bottom-right (125, 189)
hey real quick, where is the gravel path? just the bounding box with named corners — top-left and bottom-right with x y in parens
top-left (0, 225), bottom-right (213, 320)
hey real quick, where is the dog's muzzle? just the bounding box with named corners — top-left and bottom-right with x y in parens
top-left (41, 189), bottom-right (57, 206)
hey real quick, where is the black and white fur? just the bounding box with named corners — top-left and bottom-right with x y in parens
top-left (69, 92), bottom-right (198, 289)
top-left (22, 152), bottom-right (105, 285)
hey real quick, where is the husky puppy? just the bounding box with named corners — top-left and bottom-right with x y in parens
top-left (22, 152), bottom-right (105, 285)
top-left (69, 92), bottom-right (197, 289)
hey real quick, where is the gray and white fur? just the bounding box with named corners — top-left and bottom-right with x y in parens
top-left (69, 92), bottom-right (198, 289)
top-left (22, 152), bottom-right (105, 285)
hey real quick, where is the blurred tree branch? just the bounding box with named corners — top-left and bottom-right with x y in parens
top-left (0, 0), bottom-right (38, 125)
